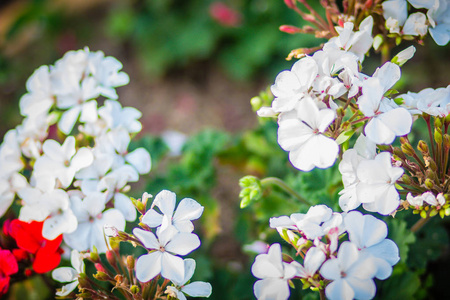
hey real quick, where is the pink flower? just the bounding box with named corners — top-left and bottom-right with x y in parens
top-left (209, 2), bottom-right (242, 27)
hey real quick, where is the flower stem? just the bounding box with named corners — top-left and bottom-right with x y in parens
top-left (261, 177), bottom-right (312, 206)
top-left (411, 211), bottom-right (432, 233)
top-left (319, 288), bottom-right (326, 300)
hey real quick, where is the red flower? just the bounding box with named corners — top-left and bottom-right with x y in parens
top-left (0, 249), bottom-right (18, 296)
top-left (209, 2), bottom-right (242, 27)
top-left (8, 220), bottom-right (63, 274)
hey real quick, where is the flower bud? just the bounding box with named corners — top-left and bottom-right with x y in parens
top-left (131, 197), bottom-right (146, 213)
top-left (279, 25), bottom-right (303, 34)
top-left (95, 263), bottom-right (106, 273)
top-left (425, 178), bottom-right (434, 189)
top-left (126, 255), bottom-right (135, 269)
top-left (106, 250), bottom-right (116, 266)
top-left (417, 140), bottom-right (429, 155)
top-left (425, 169), bottom-right (438, 182)
top-left (434, 117), bottom-right (443, 128)
top-left (434, 129), bottom-right (443, 145)
top-left (141, 192), bottom-right (152, 208)
top-left (90, 248), bottom-right (100, 262)
top-left (250, 96), bottom-right (262, 111)
top-left (130, 285), bottom-right (140, 294)
top-left (393, 147), bottom-right (406, 160)
top-left (401, 142), bottom-right (415, 157)
top-left (445, 114), bottom-right (450, 125)
top-left (401, 174), bottom-right (412, 185)
top-left (104, 225), bottom-right (119, 237)
top-left (93, 271), bottom-right (109, 281)
top-left (373, 34), bottom-right (383, 51)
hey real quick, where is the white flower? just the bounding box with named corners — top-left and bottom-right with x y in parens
top-left (52, 250), bottom-right (85, 297)
top-left (277, 97), bottom-right (338, 171)
top-left (327, 16), bottom-right (374, 61)
top-left (161, 130), bottom-right (188, 157)
top-left (338, 134), bottom-right (376, 212)
top-left (270, 56), bottom-right (318, 113)
top-left (142, 190), bottom-right (204, 233)
top-left (344, 211), bottom-right (400, 280)
top-left (87, 51), bottom-right (130, 99)
top-left (165, 259), bottom-right (212, 300)
top-left (356, 152), bottom-right (404, 215)
top-left (251, 243), bottom-right (300, 300)
top-left (98, 100), bottom-right (142, 133)
top-left (392, 46), bottom-right (416, 66)
top-left (133, 227), bottom-right (200, 283)
top-left (19, 65), bottom-right (54, 118)
top-left (34, 136), bottom-right (94, 188)
top-left (382, 0), bottom-right (408, 33)
top-left (18, 185), bottom-right (78, 240)
top-left (97, 165), bottom-right (139, 221)
top-left (296, 247), bottom-right (326, 279)
top-left (423, 192), bottom-right (446, 207)
top-left (56, 78), bottom-right (99, 135)
top-left (406, 192), bottom-right (424, 208)
top-left (63, 192), bottom-right (125, 253)
top-left (426, 0), bottom-right (450, 46)
top-left (358, 63), bottom-right (412, 144)
top-left (403, 13), bottom-right (428, 36)
top-left (320, 242), bottom-right (377, 300)
top-left (290, 205), bottom-right (333, 239)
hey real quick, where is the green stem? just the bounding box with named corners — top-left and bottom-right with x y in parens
top-left (261, 177), bottom-right (312, 205)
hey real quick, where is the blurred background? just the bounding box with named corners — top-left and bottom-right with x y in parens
top-left (1, 0), bottom-right (449, 299)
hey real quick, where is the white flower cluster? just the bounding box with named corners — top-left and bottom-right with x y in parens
top-left (0, 48), bottom-right (151, 253)
top-left (133, 190), bottom-right (212, 300)
top-left (407, 191), bottom-right (446, 208)
top-left (252, 207), bottom-right (400, 300)
top-left (339, 134), bottom-right (404, 215)
top-left (258, 16), bottom-right (414, 172)
top-left (382, 0), bottom-right (450, 45)
top-left (398, 85), bottom-right (450, 117)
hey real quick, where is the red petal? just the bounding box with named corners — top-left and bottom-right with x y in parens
top-left (0, 276), bottom-right (11, 296)
top-left (0, 250), bottom-right (19, 275)
top-left (32, 248), bottom-right (61, 273)
top-left (9, 220), bottom-right (44, 254)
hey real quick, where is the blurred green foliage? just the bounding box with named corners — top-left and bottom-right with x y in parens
top-left (105, 0), bottom-right (320, 80)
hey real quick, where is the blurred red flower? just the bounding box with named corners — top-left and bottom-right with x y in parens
top-left (7, 220), bottom-right (63, 274)
top-left (209, 2), bottom-right (242, 27)
top-left (0, 249), bottom-right (18, 296)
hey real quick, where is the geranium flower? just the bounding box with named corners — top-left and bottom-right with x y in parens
top-left (0, 248), bottom-right (18, 296)
top-left (52, 250), bottom-right (85, 297)
top-left (277, 97), bottom-right (338, 171)
top-left (344, 211), bottom-right (400, 279)
top-left (165, 258), bottom-right (212, 300)
top-left (63, 192), bottom-right (125, 253)
top-left (320, 242), bottom-right (377, 300)
top-left (142, 190), bottom-right (204, 233)
top-left (7, 220), bottom-right (63, 273)
top-left (251, 243), bottom-right (300, 300)
top-left (133, 226), bottom-right (200, 283)
top-left (33, 136), bottom-right (94, 188)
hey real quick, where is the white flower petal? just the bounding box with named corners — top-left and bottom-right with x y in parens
top-left (182, 282), bottom-right (213, 298)
top-left (165, 232), bottom-right (201, 256)
top-left (161, 252), bottom-right (185, 283)
top-left (135, 252), bottom-right (162, 282)
top-left (133, 228), bottom-right (159, 249)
